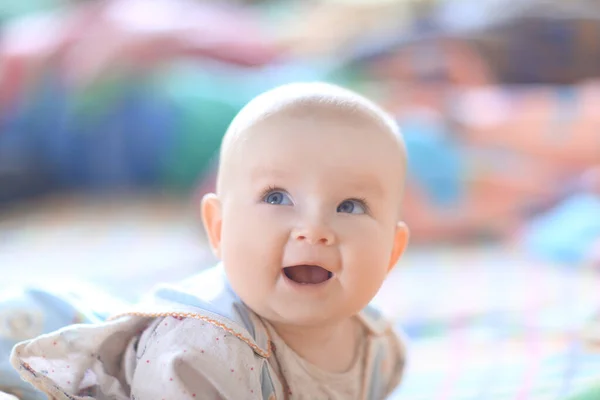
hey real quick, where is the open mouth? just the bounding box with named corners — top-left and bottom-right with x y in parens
top-left (283, 265), bottom-right (333, 285)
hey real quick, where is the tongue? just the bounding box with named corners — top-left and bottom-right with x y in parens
top-left (285, 265), bottom-right (331, 284)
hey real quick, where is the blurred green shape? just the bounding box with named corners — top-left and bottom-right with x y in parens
top-left (564, 383), bottom-right (600, 400)
top-left (0, 0), bottom-right (66, 23)
top-left (150, 59), bottom-right (364, 190)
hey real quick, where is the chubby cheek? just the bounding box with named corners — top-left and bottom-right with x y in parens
top-left (220, 206), bottom-right (288, 276)
top-left (220, 207), bottom-right (290, 314)
top-left (339, 224), bottom-right (394, 298)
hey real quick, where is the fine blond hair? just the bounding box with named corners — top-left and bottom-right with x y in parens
top-left (217, 82), bottom-right (406, 194)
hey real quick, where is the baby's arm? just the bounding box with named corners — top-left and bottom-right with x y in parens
top-left (129, 316), bottom-right (264, 400)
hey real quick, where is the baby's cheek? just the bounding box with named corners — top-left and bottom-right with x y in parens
top-left (345, 222), bottom-right (389, 252)
top-left (345, 239), bottom-right (388, 280)
top-left (221, 211), bottom-right (287, 279)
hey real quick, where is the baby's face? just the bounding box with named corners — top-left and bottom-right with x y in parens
top-left (206, 111), bottom-right (408, 326)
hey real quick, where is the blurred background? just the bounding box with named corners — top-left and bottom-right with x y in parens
top-left (1, 0), bottom-right (600, 399)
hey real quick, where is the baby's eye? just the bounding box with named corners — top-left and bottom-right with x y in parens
top-left (263, 190), bottom-right (293, 206)
top-left (337, 199), bottom-right (367, 214)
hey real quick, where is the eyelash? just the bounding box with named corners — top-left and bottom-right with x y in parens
top-left (259, 186), bottom-right (371, 214)
top-left (345, 197), bottom-right (371, 214)
top-left (259, 185), bottom-right (286, 200)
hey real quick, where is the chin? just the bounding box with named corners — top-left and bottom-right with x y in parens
top-left (281, 315), bottom-right (332, 328)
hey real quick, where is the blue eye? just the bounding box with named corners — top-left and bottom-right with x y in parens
top-left (263, 190), bottom-right (293, 206)
top-left (337, 199), bottom-right (367, 214)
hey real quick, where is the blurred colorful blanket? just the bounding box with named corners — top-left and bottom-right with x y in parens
top-left (391, 319), bottom-right (600, 399)
top-left (381, 248), bottom-right (600, 399)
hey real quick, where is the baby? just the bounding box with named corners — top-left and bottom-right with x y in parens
top-left (10, 82), bottom-right (409, 399)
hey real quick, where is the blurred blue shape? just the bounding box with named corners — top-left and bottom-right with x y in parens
top-left (3, 71), bottom-right (178, 191)
top-left (0, 71), bottom-right (63, 203)
top-left (523, 193), bottom-right (600, 264)
top-left (48, 85), bottom-right (177, 189)
top-left (400, 116), bottom-right (465, 206)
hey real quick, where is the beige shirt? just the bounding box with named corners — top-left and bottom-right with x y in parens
top-left (263, 320), bottom-right (366, 400)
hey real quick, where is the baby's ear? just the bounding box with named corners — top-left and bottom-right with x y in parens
top-left (201, 193), bottom-right (223, 258)
top-left (388, 221), bottom-right (409, 272)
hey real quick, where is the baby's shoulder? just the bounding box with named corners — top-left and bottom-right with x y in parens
top-left (139, 315), bottom-right (263, 361)
top-left (130, 316), bottom-right (271, 399)
top-left (358, 307), bottom-right (407, 398)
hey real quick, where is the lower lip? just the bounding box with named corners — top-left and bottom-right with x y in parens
top-left (281, 270), bottom-right (334, 293)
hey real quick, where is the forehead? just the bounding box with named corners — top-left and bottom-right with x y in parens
top-left (230, 112), bottom-right (404, 191)
top-left (244, 110), bottom-right (391, 152)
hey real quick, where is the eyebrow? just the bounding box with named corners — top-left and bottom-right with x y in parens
top-left (249, 165), bottom-right (385, 196)
top-left (344, 177), bottom-right (384, 197)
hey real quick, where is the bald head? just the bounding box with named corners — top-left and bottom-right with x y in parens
top-left (216, 82), bottom-right (407, 195)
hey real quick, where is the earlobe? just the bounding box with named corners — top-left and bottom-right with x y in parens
top-left (388, 221), bottom-right (409, 272)
top-left (201, 193), bottom-right (223, 258)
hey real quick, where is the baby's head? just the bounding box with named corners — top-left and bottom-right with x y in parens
top-left (202, 82), bottom-right (409, 328)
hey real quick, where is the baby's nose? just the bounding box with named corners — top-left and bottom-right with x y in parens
top-left (292, 223), bottom-right (336, 246)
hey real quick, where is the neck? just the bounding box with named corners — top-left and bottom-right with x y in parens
top-left (269, 317), bottom-right (361, 373)
top-left (273, 319), bottom-right (347, 347)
